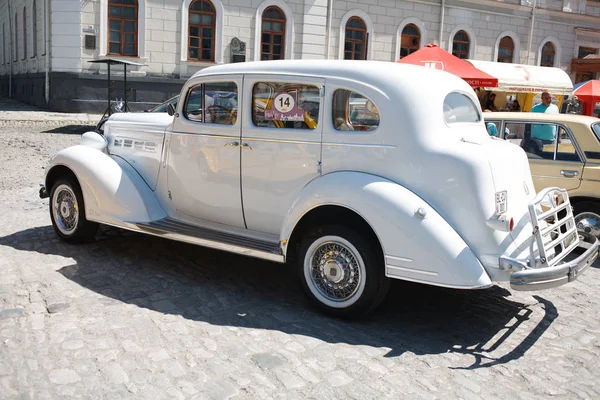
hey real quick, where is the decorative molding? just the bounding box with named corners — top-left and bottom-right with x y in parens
top-left (253, 0), bottom-right (294, 61)
top-left (394, 17), bottom-right (427, 61)
top-left (537, 36), bottom-right (561, 67)
top-left (181, 0), bottom-right (224, 63)
top-left (100, 0), bottom-right (146, 58)
top-left (493, 30), bottom-right (521, 63)
top-left (447, 24), bottom-right (477, 59)
top-left (338, 9), bottom-right (374, 60)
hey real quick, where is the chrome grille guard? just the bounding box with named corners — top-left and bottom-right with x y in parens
top-left (500, 187), bottom-right (599, 291)
top-left (527, 187), bottom-right (579, 269)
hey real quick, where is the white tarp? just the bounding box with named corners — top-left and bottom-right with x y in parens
top-left (466, 60), bottom-right (574, 95)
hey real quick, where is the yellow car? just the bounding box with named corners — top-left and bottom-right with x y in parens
top-left (484, 112), bottom-right (600, 239)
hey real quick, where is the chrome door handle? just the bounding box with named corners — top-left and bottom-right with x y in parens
top-left (224, 141), bottom-right (239, 147)
top-left (560, 170), bottom-right (579, 178)
top-left (241, 143), bottom-right (252, 150)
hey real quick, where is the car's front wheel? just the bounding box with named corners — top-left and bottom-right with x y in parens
top-left (297, 225), bottom-right (389, 318)
top-left (49, 176), bottom-right (99, 243)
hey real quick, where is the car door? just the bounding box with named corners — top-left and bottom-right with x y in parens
top-left (240, 75), bottom-right (324, 234)
top-left (503, 120), bottom-right (584, 192)
top-left (167, 76), bottom-right (245, 228)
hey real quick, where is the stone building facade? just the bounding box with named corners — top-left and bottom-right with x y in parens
top-left (0, 0), bottom-right (599, 112)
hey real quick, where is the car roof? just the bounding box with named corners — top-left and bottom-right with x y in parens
top-left (484, 112), bottom-right (600, 124)
top-left (190, 60), bottom-right (473, 99)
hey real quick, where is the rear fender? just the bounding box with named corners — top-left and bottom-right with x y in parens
top-left (281, 172), bottom-right (492, 289)
top-left (46, 145), bottom-right (167, 226)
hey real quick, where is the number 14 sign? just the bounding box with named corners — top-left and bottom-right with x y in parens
top-left (265, 92), bottom-right (305, 121)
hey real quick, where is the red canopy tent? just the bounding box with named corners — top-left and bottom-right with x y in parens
top-left (573, 80), bottom-right (600, 117)
top-left (396, 44), bottom-right (498, 88)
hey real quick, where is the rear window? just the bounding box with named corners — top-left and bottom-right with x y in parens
top-left (443, 92), bottom-right (481, 124)
top-left (593, 122), bottom-right (600, 142)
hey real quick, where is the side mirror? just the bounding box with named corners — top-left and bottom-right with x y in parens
top-left (167, 103), bottom-right (175, 116)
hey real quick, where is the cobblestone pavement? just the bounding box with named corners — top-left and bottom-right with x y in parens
top-left (0, 116), bottom-right (599, 399)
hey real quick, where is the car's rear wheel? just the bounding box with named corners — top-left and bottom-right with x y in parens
top-left (49, 176), bottom-right (99, 243)
top-left (297, 225), bottom-right (388, 318)
top-left (574, 202), bottom-right (600, 240)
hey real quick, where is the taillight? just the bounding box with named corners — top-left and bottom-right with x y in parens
top-left (509, 217), bottom-right (514, 231)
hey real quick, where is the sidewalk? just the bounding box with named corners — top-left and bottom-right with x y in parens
top-left (0, 96), bottom-right (102, 124)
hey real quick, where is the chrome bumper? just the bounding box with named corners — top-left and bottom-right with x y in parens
top-left (508, 231), bottom-right (598, 291)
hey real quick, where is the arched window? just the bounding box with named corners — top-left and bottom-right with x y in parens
top-left (452, 30), bottom-right (470, 59)
top-left (32, 0), bottom-right (37, 57)
top-left (22, 7), bottom-right (27, 60)
top-left (540, 42), bottom-right (555, 67)
top-left (344, 17), bottom-right (367, 60)
top-left (188, 0), bottom-right (215, 61)
top-left (260, 6), bottom-right (285, 60)
top-left (497, 36), bottom-right (514, 63)
top-left (400, 24), bottom-right (420, 58)
top-left (108, 0), bottom-right (138, 56)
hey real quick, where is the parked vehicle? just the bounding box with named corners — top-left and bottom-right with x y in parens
top-left (40, 60), bottom-right (598, 317)
top-left (484, 112), bottom-right (600, 240)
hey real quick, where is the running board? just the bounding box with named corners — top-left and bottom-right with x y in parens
top-left (134, 218), bottom-right (284, 263)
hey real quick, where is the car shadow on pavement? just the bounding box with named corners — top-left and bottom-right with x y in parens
top-left (0, 225), bottom-right (560, 369)
top-left (41, 125), bottom-right (98, 135)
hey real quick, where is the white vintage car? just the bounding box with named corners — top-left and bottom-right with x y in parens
top-left (40, 60), bottom-right (598, 317)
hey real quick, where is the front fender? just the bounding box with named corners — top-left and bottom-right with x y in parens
top-left (281, 172), bottom-right (492, 289)
top-left (46, 145), bottom-right (167, 226)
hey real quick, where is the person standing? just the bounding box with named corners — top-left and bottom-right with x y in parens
top-left (531, 92), bottom-right (559, 114)
top-left (531, 91), bottom-right (559, 143)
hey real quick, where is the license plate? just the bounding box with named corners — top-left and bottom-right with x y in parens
top-left (495, 191), bottom-right (507, 215)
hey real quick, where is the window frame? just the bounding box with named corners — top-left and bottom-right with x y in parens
top-left (188, 0), bottom-right (216, 62)
top-left (32, 0), bottom-right (37, 58)
top-left (22, 6), bottom-right (26, 60)
top-left (540, 42), bottom-right (555, 67)
top-left (443, 92), bottom-right (481, 125)
top-left (182, 81), bottom-right (238, 125)
top-left (107, 0), bottom-right (138, 57)
top-left (399, 24), bottom-right (420, 59)
top-left (332, 88), bottom-right (380, 132)
top-left (452, 30), bottom-right (470, 59)
top-left (497, 36), bottom-right (514, 63)
top-left (344, 16), bottom-right (368, 60)
top-left (260, 6), bottom-right (286, 61)
top-left (251, 81), bottom-right (322, 130)
top-left (499, 119), bottom-right (584, 162)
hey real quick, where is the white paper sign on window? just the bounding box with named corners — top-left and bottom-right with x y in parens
top-left (265, 92), bottom-right (304, 121)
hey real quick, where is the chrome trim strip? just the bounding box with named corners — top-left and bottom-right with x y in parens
top-left (582, 178), bottom-right (600, 183)
top-left (385, 255), bottom-right (413, 263)
top-left (385, 264), bottom-right (439, 276)
top-left (171, 131), bottom-right (238, 140)
top-left (90, 219), bottom-right (285, 263)
top-left (533, 174), bottom-right (582, 180)
top-left (243, 137), bottom-right (320, 145)
top-left (324, 142), bottom-right (397, 149)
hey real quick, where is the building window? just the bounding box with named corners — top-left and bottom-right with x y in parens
top-left (399, 24), bottom-right (420, 58)
top-left (260, 6), bottom-right (285, 60)
top-left (22, 7), bottom-right (27, 60)
top-left (578, 46), bottom-right (598, 59)
top-left (32, 0), bottom-right (37, 57)
top-left (108, 0), bottom-right (138, 56)
top-left (344, 17), bottom-right (367, 60)
top-left (188, 0), bottom-right (215, 61)
top-left (452, 30), bottom-right (470, 59)
top-left (497, 36), bottom-right (514, 63)
top-left (540, 42), bottom-right (555, 67)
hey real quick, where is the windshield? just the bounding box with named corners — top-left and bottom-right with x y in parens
top-left (148, 96), bottom-right (178, 112)
top-left (443, 92), bottom-right (481, 124)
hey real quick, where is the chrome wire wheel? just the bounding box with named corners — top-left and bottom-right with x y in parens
top-left (304, 236), bottom-right (367, 309)
top-left (575, 211), bottom-right (600, 240)
top-left (51, 184), bottom-right (79, 236)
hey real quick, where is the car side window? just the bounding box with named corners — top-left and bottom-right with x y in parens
top-left (503, 122), bottom-right (580, 162)
top-left (443, 92), bottom-right (481, 124)
top-left (183, 82), bottom-right (238, 125)
top-left (252, 82), bottom-right (320, 130)
top-left (332, 89), bottom-right (379, 131)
